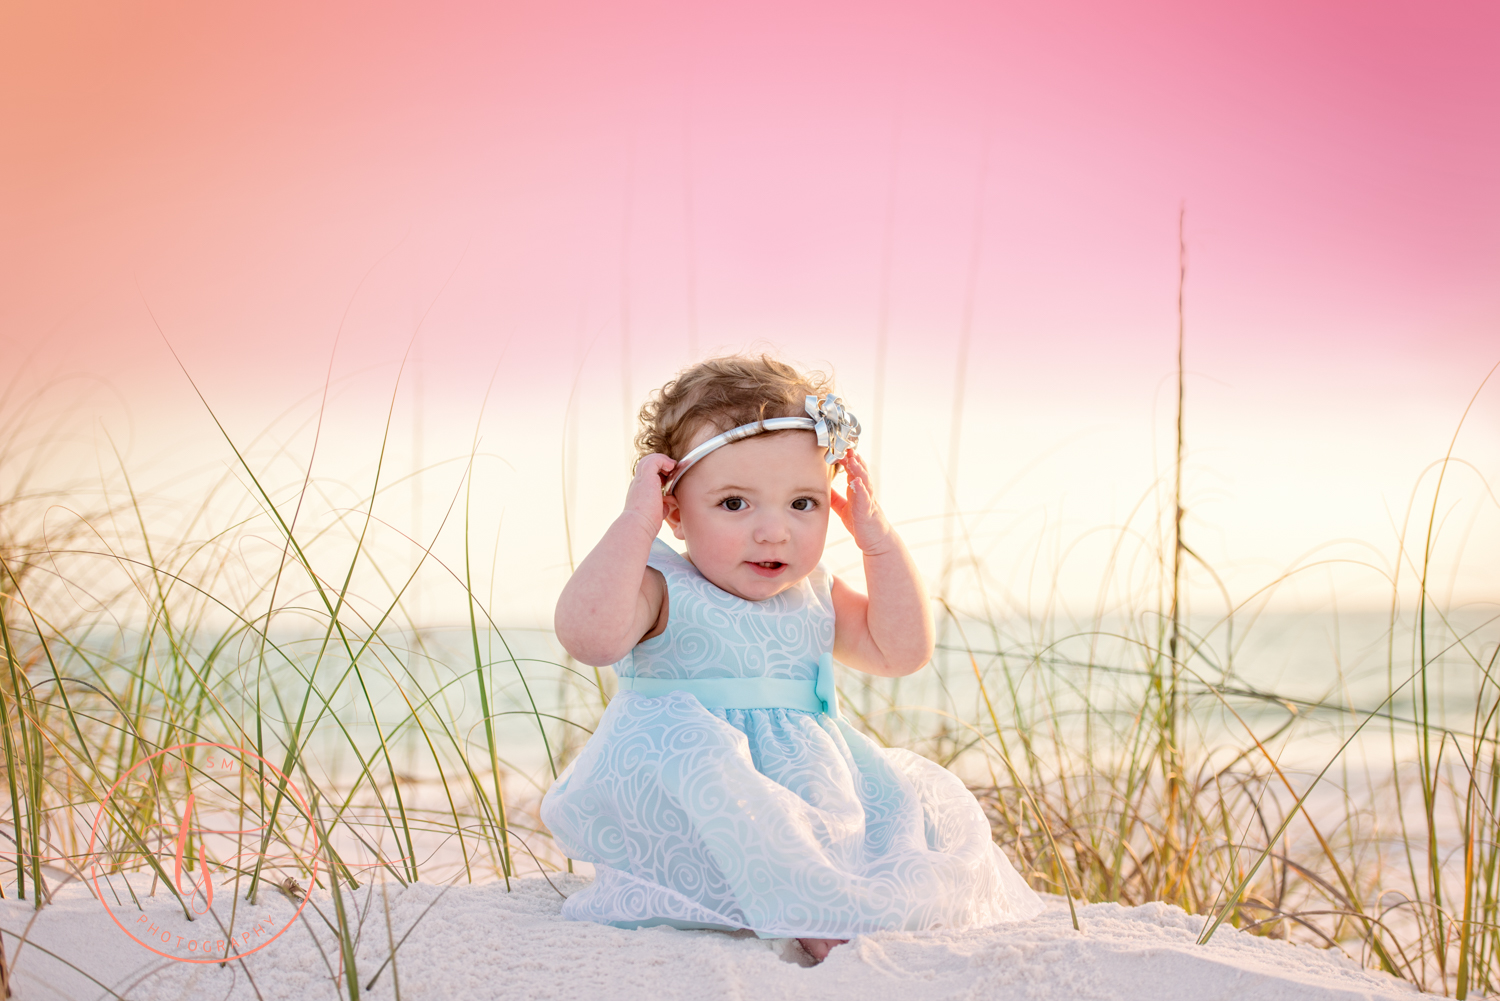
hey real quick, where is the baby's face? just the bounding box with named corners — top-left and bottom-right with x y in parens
top-left (664, 429), bottom-right (834, 601)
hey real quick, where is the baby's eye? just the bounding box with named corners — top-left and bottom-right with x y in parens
top-left (790, 497), bottom-right (817, 512)
top-left (720, 497), bottom-right (747, 512)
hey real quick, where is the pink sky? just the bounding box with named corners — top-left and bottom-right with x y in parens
top-left (3, 0), bottom-right (1497, 619)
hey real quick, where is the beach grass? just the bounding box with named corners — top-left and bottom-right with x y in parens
top-left (0, 367), bottom-right (1496, 999)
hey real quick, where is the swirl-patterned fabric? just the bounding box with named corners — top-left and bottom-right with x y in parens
top-left (540, 540), bottom-right (1043, 937)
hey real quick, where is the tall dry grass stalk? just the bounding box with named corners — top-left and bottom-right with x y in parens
top-left (890, 357), bottom-right (1498, 996)
top-left (0, 376), bottom-right (574, 996)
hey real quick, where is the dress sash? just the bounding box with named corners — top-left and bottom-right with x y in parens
top-left (616, 653), bottom-right (840, 718)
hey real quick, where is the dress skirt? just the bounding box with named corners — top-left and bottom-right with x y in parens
top-left (540, 689), bottom-right (1044, 938)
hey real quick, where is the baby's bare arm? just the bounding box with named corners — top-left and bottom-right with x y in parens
top-left (554, 455), bottom-right (674, 666)
top-left (829, 453), bottom-right (935, 677)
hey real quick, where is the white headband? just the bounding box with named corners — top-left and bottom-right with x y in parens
top-left (661, 394), bottom-right (861, 495)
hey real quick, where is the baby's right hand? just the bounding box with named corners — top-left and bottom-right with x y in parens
top-left (623, 454), bottom-right (676, 533)
top-left (557, 453), bottom-right (676, 665)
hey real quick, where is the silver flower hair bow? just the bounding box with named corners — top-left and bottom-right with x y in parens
top-left (806, 394), bottom-right (860, 464)
top-left (660, 393), bottom-right (864, 494)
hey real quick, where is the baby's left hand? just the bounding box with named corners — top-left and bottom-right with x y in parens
top-left (830, 452), bottom-right (894, 556)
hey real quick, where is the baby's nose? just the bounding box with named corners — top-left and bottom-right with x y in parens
top-left (752, 511), bottom-right (791, 543)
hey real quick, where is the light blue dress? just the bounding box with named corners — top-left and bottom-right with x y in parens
top-left (540, 540), bottom-right (1043, 938)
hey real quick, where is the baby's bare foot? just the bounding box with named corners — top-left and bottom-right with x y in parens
top-left (796, 938), bottom-right (848, 963)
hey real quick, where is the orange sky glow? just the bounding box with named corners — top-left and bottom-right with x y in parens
top-left (3, 0), bottom-right (1496, 623)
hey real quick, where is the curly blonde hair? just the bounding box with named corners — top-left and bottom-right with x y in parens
top-left (635, 355), bottom-right (834, 466)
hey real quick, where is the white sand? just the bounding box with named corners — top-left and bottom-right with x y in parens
top-left (2, 875), bottom-right (1427, 1000)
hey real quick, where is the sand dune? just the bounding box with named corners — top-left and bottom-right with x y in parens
top-left (1, 876), bottom-right (1425, 1000)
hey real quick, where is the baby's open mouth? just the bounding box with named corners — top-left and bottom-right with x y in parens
top-left (749, 560), bottom-right (787, 576)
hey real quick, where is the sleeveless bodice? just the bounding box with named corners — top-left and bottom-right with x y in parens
top-left (618, 540), bottom-right (835, 683)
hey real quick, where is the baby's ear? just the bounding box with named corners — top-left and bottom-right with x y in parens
top-left (663, 495), bottom-right (687, 540)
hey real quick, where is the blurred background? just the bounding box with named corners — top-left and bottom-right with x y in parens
top-left (3, 0), bottom-right (1497, 627)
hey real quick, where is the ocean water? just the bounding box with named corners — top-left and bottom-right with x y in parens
top-left (52, 607), bottom-right (1494, 797)
top-left (198, 609), bottom-right (1496, 778)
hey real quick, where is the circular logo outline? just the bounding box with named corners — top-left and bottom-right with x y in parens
top-left (87, 741), bottom-right (321, 964)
